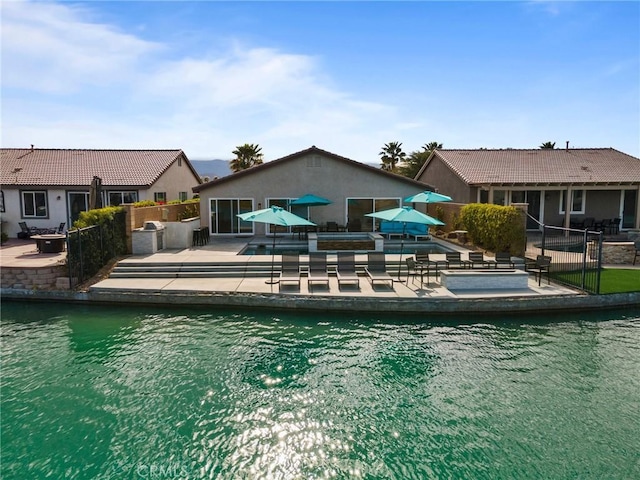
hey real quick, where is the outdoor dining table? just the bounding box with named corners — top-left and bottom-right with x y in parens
top-left (30, 234), bottom-right (66, 253)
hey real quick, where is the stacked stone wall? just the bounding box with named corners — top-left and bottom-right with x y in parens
top-left (1, 265), bottom-right (68, 290)
top-left (601, 243), bottom-right (636, 264)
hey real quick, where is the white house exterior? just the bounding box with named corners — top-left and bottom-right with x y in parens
top-left (415, 147), bottom-right (640, 231)
top-left (0, 148), bottom-right (201, 238)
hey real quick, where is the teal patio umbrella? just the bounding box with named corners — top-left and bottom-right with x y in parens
top-left (289, 193), bottom-right (332, 207)
top-left (238, 205), bottom-right (316, 284)
top-left (404, 191), bottom-right (452, 204)
top-left (366, 206), bottom-right (445, 281)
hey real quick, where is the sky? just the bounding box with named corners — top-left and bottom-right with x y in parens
top-left (2, 0), bottom-right (639, 163)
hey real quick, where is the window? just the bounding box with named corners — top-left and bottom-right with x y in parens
top-left (560, 189), bottom-right (585, 214)
top-left (108, 191), bottom-right (138, 206)
top-left (179, 192), bottom-right (188, 202)
top-left (0, 190), bottom-right (4, 213)
top-left (492, 190), bottom-right (506, 206)
top-left (21, 191), bottom-right (48, 217)
top-left (154, 192), bottom-right (167, 204)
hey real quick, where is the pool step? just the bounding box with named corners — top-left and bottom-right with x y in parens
top-left (108, 259), bottom-right (410, 279)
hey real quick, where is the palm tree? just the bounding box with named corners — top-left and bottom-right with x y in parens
top-left (398, 149), bottom-right (430, 179)
top-left (379, 141), bottom-right (406, 172)
top-left (540, 141), bottom-right (556, 149)
top-left (423, 141), bottom-right (443, 154)
top-left (230, 144), bottom-right (263, 172)
top-left (397, 141), bottom-right (443, 179)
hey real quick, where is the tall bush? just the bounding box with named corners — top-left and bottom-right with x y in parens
top-left (459, 203), bottom-right (525, 255)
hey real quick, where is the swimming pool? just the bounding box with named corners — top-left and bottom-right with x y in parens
top-left (2, 302), bottom-right (639, 479)
top-left (240, 242), bottom-right (454, 255)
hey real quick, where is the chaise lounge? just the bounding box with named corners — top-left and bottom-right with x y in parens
top-left (365, 252), bottom-right (394, 288)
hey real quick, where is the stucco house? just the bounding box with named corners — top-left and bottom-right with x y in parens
top-left (0, 148), bottom-right (201, 238)
top-left (415, 147), bottom-right (640, 231)
top-left (193, 146), bottom-right (436, 236)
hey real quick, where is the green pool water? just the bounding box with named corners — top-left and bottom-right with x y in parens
top-left (1, 302), bottom-right (639, 479)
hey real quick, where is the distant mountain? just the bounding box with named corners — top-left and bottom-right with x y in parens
top-left (190, 159), bottom-right (232, 180)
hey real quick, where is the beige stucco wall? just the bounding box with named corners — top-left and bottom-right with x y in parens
top-left (416, 157), bottom-right (471, 203)
top-left (141, 155), bottom-right (201, 202)
top-left (197, 152), bottom-right (431, 235)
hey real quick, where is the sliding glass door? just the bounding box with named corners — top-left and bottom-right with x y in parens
top-left (210, 199), bottom-right (253, 234)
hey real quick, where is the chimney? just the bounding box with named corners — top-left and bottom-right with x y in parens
top-left (30, 144), bottom-right (34, 152)
top-left (565, 141), bottom-right (569, 151)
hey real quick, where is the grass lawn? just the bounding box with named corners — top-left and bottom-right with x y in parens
top-left (599, 268), bottom-right (640, 294)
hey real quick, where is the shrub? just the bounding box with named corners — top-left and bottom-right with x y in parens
top-left (73, 206), bottom-right (125, 229)
top-left (1, 232), bottom-right (8, 244)
top-left (459, 203), bottom-right (525, 255)
top-left (133, 200), bottom-right (157, 208)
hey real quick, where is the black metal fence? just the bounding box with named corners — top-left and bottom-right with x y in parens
top-left (66, 211), bottom-right (127, 288)
top-left (526, 220), bottom-right (603, 294)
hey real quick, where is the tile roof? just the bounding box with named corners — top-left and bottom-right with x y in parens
top-left (193, 145), bottom-right (432, 192)
top-left (430, 148), bottom-right (640, 186)
top-left (0, 148), bottom-right (188, 187)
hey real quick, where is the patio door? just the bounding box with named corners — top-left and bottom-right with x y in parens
top-left (622, 190), bottom-right (637, 229)
top-left (347, 198), bottom-right (400, 232)
top-left (67, 192), bottom-right (89, 227)
top-left (210, 199), bottom-right (253, 234)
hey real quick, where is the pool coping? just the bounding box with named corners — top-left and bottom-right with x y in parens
top-left (2, 288), bottom-right (639, 315)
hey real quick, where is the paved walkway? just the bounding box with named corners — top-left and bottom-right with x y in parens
top-left (3, 237), bottom-right (639, 313)
top-left (88, 236), bottom-right (576, 300)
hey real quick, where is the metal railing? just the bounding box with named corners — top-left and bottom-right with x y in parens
top-left (525, 216), bottom-right (602, 294)
top-left (66, 211), bottom-right (127, 288)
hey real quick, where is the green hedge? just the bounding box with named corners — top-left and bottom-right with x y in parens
top-left (459, 203), bottom-right (525, 255)
top-left (73, 206), bottom-right (125, 229)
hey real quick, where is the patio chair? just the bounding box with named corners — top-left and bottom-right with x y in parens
top-left (17, 222), bottom-right (33, 239)
top-left (633, 240), bottom-right (640, 266)
top-left (55, 222), bottom-right (66, 234)
top-left (279, 252), bottom-right (301, 288)
top-left (494, 252), bottom-right (515, 269)
top-left (365, 252), bottom-right (394, 288)
top-left (326, 221), bottom-right (339, 232)
top-left (308, 252), bottom-right (330, 289)
top-left (608, 218), bottom-right (621, 235)
top-left (415, 250), bottom-right (445, 282)
top-left (527, 255), bottom-right (552, 286)
top-left (467, 252), bottom-right (493, 269)
top-left (445, 252), bottom-right (467, 269)
top-left (405, 257), bottom-right (427, 285)
top-left (336, 252), bottom-right (360, 288)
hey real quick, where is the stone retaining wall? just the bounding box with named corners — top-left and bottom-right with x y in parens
top-left (1, 265), bottom-right (69, 290)
top-left (601, 242), bottom-right (636, 264)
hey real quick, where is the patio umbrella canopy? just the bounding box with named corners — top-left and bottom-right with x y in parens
top-left (366, 206), bottom-right (445, 281)
top-left (404, 191), bottom-right (453, 204)
top-left (289, 193), bottom-right (332, 207)
top-left (237, 205), bottom-right (315, 284)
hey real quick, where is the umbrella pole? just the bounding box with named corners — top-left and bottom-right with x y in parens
top-left (397, 223), bottom-right (406, 281)
top-left (266, 225), bottom-right (278, 284)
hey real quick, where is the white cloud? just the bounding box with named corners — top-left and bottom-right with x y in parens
top-left (1, 1), bottom-right (407, 161)
top-left (1, 0), bottom-right (160, 93)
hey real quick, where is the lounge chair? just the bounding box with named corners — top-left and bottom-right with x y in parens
top-left (17, 222), bottom-right (33, 239)
top-left (308, 252), bottom-right (330, 289)
top-left (467, 252), bottom-right (493, 269)
top-left (494, 252), bottom-right (515, 269)
top-left (526, 255), bottom-right (552, 286)
top-left (279, 252), bottom-right (301, 288)
top-left (336, 252), bottom-right (360, 288)
top-left (445, 252), bottom-right (467, 269)
top-left (365, 252), bottom-right (394, 288)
